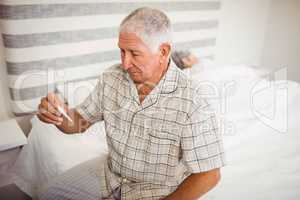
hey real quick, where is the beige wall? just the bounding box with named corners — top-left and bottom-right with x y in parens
top-left (215, 0), bottom-right (271, 66)
top-left (261, 0), bottom-right (300, 82)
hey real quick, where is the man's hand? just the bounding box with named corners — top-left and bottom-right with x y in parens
top-left (37, 92), bottom-right (66, 126)
top-left (164, 168), bottom-right (221, 200)
top-left (37, 92), bottom-right (92, 134)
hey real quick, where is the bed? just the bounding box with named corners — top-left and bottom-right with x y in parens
top-left (10, 61), bottom-right (300, 199)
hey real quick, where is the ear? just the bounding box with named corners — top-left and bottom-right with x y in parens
top-left (159, 43), bottom-right (171, 62)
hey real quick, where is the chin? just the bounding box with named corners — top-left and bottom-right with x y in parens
top-left (132, 78), bottom-right (144, 84)
top-left (129, 75), bottom-right (143, 84)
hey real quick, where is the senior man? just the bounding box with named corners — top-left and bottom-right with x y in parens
top-left (37, 7), bottom-right (225, 200)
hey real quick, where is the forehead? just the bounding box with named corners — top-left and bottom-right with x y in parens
top-left (118, 32), bottom-right (147, 49)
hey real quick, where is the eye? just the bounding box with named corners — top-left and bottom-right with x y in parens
top-left (131, 51), bottom-right (140, 57)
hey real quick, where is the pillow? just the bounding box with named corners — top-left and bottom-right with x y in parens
top-left (11, 116), bottom-right (108, 198)
top-left (184, 61), bottom-right (267, 132)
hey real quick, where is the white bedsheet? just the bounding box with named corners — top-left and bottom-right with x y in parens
top-left (203, 120), bottom-right (300, 199)
top-left (202, 80), bottom-right (300, 200)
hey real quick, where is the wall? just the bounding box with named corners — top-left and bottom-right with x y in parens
top-left (215, 0), bottom-right (271, 66)
top-left (261, 0), bottom-right (300, 82)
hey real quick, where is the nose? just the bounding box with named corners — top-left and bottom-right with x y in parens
top-left (122, 53), bottom-right (133, 70)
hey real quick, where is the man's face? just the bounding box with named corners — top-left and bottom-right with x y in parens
top-left (118, 32), bottom-right (162, 85)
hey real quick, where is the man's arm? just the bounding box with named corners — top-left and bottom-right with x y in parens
top-left (37, 92), bottom-right (92, 134)
top-left (164, 168), bottom-right (221, 200)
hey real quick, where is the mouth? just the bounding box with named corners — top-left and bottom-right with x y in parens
top-left (128, 67), bottom-right (141, 74)
top-left (127, 68), bottom-right (143, 83)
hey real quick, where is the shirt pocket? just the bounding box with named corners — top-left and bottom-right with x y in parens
top-left (146, 129), bottom-right (180, 161)
top-left (148, 130), bottom-right (178, 143)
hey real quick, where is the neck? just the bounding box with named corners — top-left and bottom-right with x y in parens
top-left (136, 60), bottom-right (169, 102)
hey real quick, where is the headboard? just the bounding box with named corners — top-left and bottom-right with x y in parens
top-left (0, 0), bottom-right (221, 115)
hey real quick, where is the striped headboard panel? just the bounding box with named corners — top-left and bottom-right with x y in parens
top-left (0, 0), bottom-right (222, 115)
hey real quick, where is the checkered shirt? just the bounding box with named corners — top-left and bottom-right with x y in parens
top-left (76, 62), bottom-right (226, 200)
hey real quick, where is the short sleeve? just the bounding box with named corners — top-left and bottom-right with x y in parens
top-left (181, 99), bottom-right (226, 173)
top-left (76, 76), bottom-right (104, 124)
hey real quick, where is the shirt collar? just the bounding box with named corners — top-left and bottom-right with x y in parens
top-left (124, 60), bottom-right (179, 95)
top-left (156, 59), bottom-right (179, 94)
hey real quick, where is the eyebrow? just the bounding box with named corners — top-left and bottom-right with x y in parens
top-left (131, 50), bottom-right (141, 53)
top-left (118, 45), bottom-right (140, 53)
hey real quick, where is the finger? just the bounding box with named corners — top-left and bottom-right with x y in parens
top-left (37, 113), bottom-right (62, 125)
top-left (47, 93), bottom-right (68, 113)
top-left (38, 105), bottom-right (63, 124)
top-left (47, 92), bottom-right (63, 109)
top-left (39, 108), bottom-right (63, 124)
top-left (40, 98), bottom-right (61, 117)
top-left (37, 113), bottom-right (52, 124)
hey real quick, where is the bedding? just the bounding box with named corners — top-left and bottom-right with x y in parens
top-left (11, 64), bottom-right (300, 199)
top-left (202, 90), bottom-right (300, 200)
top-left (184, 61), bottom-right (270, 131)
top-left (11, 117), bottom-right (107, 198)
top-left (200, 77), bottom-right (300, 200)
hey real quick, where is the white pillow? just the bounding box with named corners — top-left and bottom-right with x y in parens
top-left (184, 62), bottom-right (266, 132)
top-left (11, 116), bottom-right (108, 198)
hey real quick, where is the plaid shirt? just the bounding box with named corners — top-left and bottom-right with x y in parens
top-left (76, 62), bottom-right (226, 200)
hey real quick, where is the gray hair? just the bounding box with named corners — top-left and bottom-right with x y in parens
top-left (119, 7), bottom-right (172, 52)
top-left (171, 50), bottom-right (191, 69)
